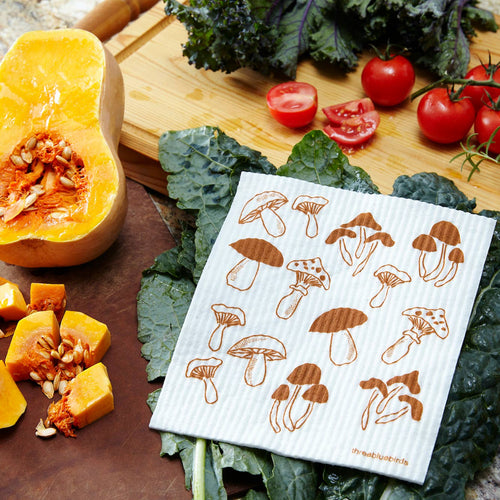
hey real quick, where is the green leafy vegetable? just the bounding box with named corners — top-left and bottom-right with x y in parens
top-left (164, 0), bottom-right (498, 79)
top-left (139, 126), bottom-right (499, 499)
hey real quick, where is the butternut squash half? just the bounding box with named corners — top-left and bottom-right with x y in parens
top-left (0, 29), bottom-right (127, 267)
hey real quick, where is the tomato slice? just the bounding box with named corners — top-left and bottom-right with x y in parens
top-left (266, 82), bottom-right (318, 128)
top-left (323, 110), bottom-right (380, 146)
top-left (322, 98), bottom-right (375, 125)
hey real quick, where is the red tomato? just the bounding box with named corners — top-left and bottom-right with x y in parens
top-left (361, 54), bottom-right (415, 106)
top-left (460, 63), bottom-right (500, 111)
top-left (266, 82), bottom-right (318, 128)
top-left (474, 105), bottom-right (500, 155)
top-left (322, 98), bottom-right (375, 125)
top-left (417, 88), bottom-right (475, 144)
top-left (323, 110), bottom-right (380, 146)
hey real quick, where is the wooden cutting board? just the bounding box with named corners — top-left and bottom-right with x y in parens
top-left (106, 2), bottom-right (500, 211)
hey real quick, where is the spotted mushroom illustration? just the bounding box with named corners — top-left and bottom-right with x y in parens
top-left (369, 264), bottom-right (411, 308)
top-left (309, 308), bottom-right (368, 366)
top-left (239, 191), bottom-right (288, 237)
top-left (412, 234), bottom-right (437, 278)
top-left (227, 335), bottom-right (286, 387)
top-left (282, 363), bottom-right (322, 431)
top-left (292, 195), bottom-right (329, 238)
top-left (423, 220), bottom-right (461, 282)
top-left (226, 238), bottom-right (284, 291)
top-left (269, 384), bottom-right (289, 433)
top-left (208, 304), bottom-right (246, 351)
top-left (294, 384), bottom-right (329, 430)
top-left (185, 357), bottom-right (223, 404)
top-left (276, 257), bottom-right (330, 319)
top-left (353, 231), bottom-right (395, 276)
top-left (340, 212), bottom-right (382, 259)
top-left (325, 228), bottom-right (357, 266)
top-left (381, 307), bottom-right (449, 364)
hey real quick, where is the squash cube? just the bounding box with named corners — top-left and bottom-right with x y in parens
top-left (0, 360), bottom-right (27, 428)
top-left (47, 362), bottom-right (113, 437)
top-left (28, 283), bottom-right (66, 322)
top-left (60, 311), bottom-right (110, 367)
top-left (0, 282), bottom-right (27, 321)
top-left (5, 310), bottom-right (60, 381)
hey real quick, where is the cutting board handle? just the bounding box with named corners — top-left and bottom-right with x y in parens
top-left (74, 0), bottom-right (160, 41)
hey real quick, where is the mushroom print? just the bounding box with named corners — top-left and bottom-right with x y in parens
top-left (360, 371), bottom-right (423, 428)
top-left (369, 264), bottom-right (411, 308)
top-left (294, 384), bottom-right (329, 430)
top-left (434, 247), bottom-right (464, 287)
top-left (309, 308), bottom-right (368, 366)
top-left (227, 335), bottom-right (286, 387)
top-left (381, 307), bottom-right (449, 364)
top-left (209, 304), bottom-right (246, 351)
top-left (282, 363), bottom-right (322, 431)
top-left (353, 232), bottom-right (395, 276)
top-left (239, 191), bottom-right (288, 237)
top-left (276, 257), bottom-right (331, 319)
top-left (269, 384), bottom-right (290, 433)
top-left (423, 220), bottom-right (461, 282)
top-left (292, 195), bottom-right (329, 238)
top-left (226, 238), bottom-right (284, 291)
top-left (340, 212), bottom-right (382, 259)
top-left (325, 228), bottom-right (357, 266)
top-left (185, 357), bottom-right (223, 404)
top-left (412, 234), bottom-right (437, 278)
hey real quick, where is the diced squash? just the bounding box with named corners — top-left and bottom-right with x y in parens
top-left (47, 362), bottom-right (113, 437)
top-left (60, 311), bottom-right (110, 367)
top-left (0, 282), bottom-right (27, 321)
top-left (28, 283), bottom-right (67, 322)
top-left (5, 310), bottom-right (59, 381)
top-left (0, 360), bottom-right (27, 428)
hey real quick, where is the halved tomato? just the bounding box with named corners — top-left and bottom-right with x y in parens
top-left (323, 110), bottom-right (380, 146)
top-left (322, 98), bottom-right (375, 125)
top-left (266, 82), bottom-right (318, 128)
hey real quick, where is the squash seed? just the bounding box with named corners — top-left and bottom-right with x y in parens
top-left (62, 146), bottom-right (72, 161)
top-left (59, 176), bottom-right (75, 188)
top-left (21, 149), bottom-right (33, 164)
top-left (30, 371), bottom-right (42, 381)
top-left (24, 192), bottom-right (37, 209)
top-left (10, 154), bottom-right (26, 167)
top-left (55, 154), bottom-right (69, 166)
top-left (61, 352), bottom-right (73, 364)
top-left (45, 371), bottom-right (54, 381)
top-left (50, 349), bottom-right (61, 360)
top-left (58, 380), bottom-right (68, 395)
top-left (35, 419), bottom-right (57, 438)
top-left (53, 371), bottom-right (61, 391)
top-left (25, 135), bottom-right (37, 150)
top-left (41, 334), bottom-right (55, 349)
top-left (42, 380), bottom-right (54, 399)
top-left (58, 343), bottom-right (65, 356)
top-left (39, 349), bottom-right (51, 360)
top-left (62, 338), bottom-right (74, 348)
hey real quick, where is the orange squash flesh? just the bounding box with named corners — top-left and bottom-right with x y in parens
top-left (0, 29), bottom-right (127, 267)
top-left (0, 282), bottom-right (27, 321)
top-left (59, 310), bottom-right (110, 367)
top-left (28, 283), bottom-right (66, 322)
top-left (5, 310), bottom-right (60, 381)
top-left (47, 362), bottom-right (113, 437)
top-left (0, 360), bottom-right (27, 428)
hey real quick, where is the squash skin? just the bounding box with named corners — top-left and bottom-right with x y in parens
top-left (0, 360), bottom-right (27, 428)
top-left (0, 29), bottom-right (127, 267)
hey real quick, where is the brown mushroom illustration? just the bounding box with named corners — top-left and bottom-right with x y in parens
top-left (276, 257), bottom-right (331, 319)
top-left (369, 265), bottom-right (411, 308)
top-left (283, 363), bottom-right (321, 431)
top-left (239, 191), bottom-right (288, 237)
top-left (375, 395), bottom-right (423, 424)
top-left (292, 195), bottom-right (329, 238)
top-left (353, 231), bottom-right (395, 276)
top-left (412, 234), bottom-right (437, 278)
top-left (359, 377), bottom-right (389, 430)
top-left (434, 247), bottom-right (464, 287)
top-left (424, 220), bottom-right (461, 281)
top-left (377, 370), bottom-right (421, 414)
top-left (209, 304), bottom-right (246, 351)
top-left (269, 384), bottom-right (289, 433)
top-left (227, 335), bottom-right (286, 387)
top-left (341, 212), bottom-right (382, 259)
top-left (309, 308), bottom-right (368, 366)
top-left (226, 238), bottom-right (284, 291)
top-left (325, 227), bottom-right (357, 266)
top-left (185, 357), bottom-right (223, 404)
top-left (381, 307), bottom-right (449, 364)
top-left (294, 384), bottom-right (329, 430)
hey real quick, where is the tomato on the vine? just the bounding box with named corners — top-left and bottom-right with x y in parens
top-left (417, 88), bottom-right (475, 144)
top-left (266, 81), bottom-right (318, 128)
top-left (323, 110), bottom-right (380, 146)
top-left (475, 104), bottom-right (500, 155)
top-left (460, 63), bottom-right (500, 111)
top-left (361, 54), bottom-right (415, 106)
top-left (322, 98), bottom-right (375, 125)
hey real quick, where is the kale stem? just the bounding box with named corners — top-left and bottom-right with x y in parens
top-left (192, 438), bottom-right (206, 500)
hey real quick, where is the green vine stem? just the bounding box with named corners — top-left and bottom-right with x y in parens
top-left (411, 76), bottom-right (500, 100)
